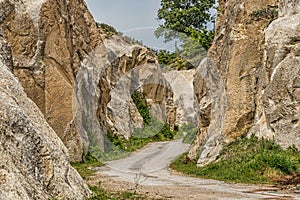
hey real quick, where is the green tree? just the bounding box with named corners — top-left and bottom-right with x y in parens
top-left (156, 0), bottom-right (215, 50)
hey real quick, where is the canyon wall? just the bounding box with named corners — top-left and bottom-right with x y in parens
top-left (0, 35), bottom-right (89, 200)
top-left (190, 0), bottom-right (299, 165)
top-left (0, 0), bottom-right (176, 161)
top-left (163, 69), bottom-right (197, 126)
top-left (0, 0), bottom-right (101, 161)
top-left (75, 34), bottom-right (176, 153)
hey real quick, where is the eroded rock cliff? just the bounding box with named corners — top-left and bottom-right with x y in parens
top-left (251, 0), bottom-right (300, 148)
top-left (0, 0), bottom-right (176, 161)
top-left (0, 0), bottom-right (101, 161)
top-left (190, 0), bottom-right (299, 165)
top-left (163, 69), bottom-right (197, 126)
top-left (0, 36), bottom-right (89, 200)
top-left (75, 34), bottom-right (176, 151)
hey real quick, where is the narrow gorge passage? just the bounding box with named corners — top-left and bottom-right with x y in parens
top-left (94, 140), bottom-right (299, 200)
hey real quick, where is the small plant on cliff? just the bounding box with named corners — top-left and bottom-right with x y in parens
top-left (131, 91), bottom-right (151, 126)
top-left (171, 135), bottom-right (300, 184)
top-left (249, 5), bottom-right (278, 22)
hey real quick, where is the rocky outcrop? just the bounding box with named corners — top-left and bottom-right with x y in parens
top-left (0, 36), bottom-right (90, 199)
top-left (251, 0), bottom-right (300, 148)
top-left (102, 39), bottom-right (176, 137)
top-left (0, 0), bottom-right (176, 160)
top-left (163, 69), bottom-right (197, 126)
top-left (189, 0), bottom-right (300, 165)
top-left (188, 58), bottom-right (213, 161)
top-left (0, 0), bottom-right (101, 161)
top-left (75, 35), bottom-right (176, 150)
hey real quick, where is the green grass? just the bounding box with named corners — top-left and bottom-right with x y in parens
top-left (71, 155), bottom-right (146, 200)
top-left (131, 91), bottom-right (151, 126)
top-left (89, 185), bottom-right (146, 200)
top-left (171, 135), bottom-right (300, 184)
top-left (71, 152), bottom-right (104, 179)
top-left (107, 121), bottom-right (177, 152)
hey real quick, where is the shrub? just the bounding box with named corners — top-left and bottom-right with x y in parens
top-left (156, 50), bottom-right (194, 70)
top-left (250, 6), bottom-right (278, 22)
top-left (97, 22), bottom-right (118, 35)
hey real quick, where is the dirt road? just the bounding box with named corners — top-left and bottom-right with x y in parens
top-left (94, 140), bottom-right (300, 199)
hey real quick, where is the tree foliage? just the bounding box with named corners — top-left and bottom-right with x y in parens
top-left (156, 33), bottom-right (207, 70)
top-left (157, 50), bottom-right (194, 70)
top-left (156, 0), bottom-right (215, 50)
top-left (96, 22), bottom-right (118, 35)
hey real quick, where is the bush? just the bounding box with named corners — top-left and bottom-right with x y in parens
top-left (156, 50), bottom-right (194, 70)
top-left (71, 153), bottom-right (103, 179)
top-left (97, 22), bottom-right (118, 35)
top-left (179, 123), bottom-right (198, 144)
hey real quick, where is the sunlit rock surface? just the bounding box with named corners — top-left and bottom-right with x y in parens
top-left (189, 0), bottom-right (300, 165)
top-left (251, 0), bottom-right (300, 148)
top-left (163, 69), bottom-right (197, 126)
top-left (0, 36), bottom-right (90, 200)
top-left (0, 0), bottom-right (177, 161)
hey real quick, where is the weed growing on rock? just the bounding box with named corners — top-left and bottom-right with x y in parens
top-left (249, 6), bottom-right (278, 22)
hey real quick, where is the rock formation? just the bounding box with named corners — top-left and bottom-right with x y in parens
top-left (190, 0), bottom-right (300, 166)
top-left (75, 34), bottom-right (176, 149)
top-left (0, 0), bottom-right (176, 161)
top-left (252, 0), bottom-right (300, 148)
top-left (0, 0), bottom-right (101, 161)
top-left (0, 35), bottom-right (89, 199)
top-left (163, 69), bottom-right (197, 126)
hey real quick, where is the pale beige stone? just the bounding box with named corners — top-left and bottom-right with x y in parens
top-left (0, 36), bottom-right (90, 200)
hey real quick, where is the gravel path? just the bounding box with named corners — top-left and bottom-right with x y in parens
top-left (93, 140), bottom-right (300, 199)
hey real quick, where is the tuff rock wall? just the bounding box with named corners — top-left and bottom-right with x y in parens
top-left (0, 0), bottom-right (101, 161)
top-left (0, 35), bottom-right (89, 200)
top-left (190, 0), bottom-right (299, 166)
top-left (0, 0), bottom-right (176, 161)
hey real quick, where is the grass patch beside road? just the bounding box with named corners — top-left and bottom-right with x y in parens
top-left (107, 122), bottom-right (177, 152)
top-left (89, 185), bottom-right (146, 200)
top-left (170, 135), bottom-right (300, 184)
top-left (71, 152), bottom-right (104, 179)
top-left (71, 154), bottom-right (146, 199)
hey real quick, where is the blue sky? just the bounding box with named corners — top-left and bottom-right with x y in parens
top-left (85, 0), bottom-right (176, 51)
